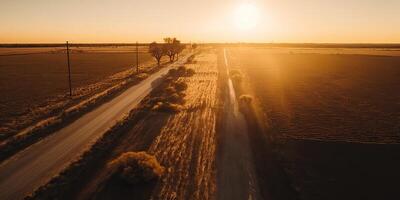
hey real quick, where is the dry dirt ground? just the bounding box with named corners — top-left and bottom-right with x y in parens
top-left (39, 48), bottom-right (287, 200)
top-left (228, 47), bottom-right (400, 143)
top-left (17, 47), bottom-right (400, 200)
top-left (227, 47), bottom-right (400, 200)
top-left (67, 49), bottom-right (220, 200)
top-left (0, 47), bottom-right (155, 139)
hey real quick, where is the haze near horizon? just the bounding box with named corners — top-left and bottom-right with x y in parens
top-left (1, 0), bottom-right (400, 43)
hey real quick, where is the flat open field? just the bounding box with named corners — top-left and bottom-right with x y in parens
top-left (226, 47), bottom-right (400, 199)
top-left (0, 47), bottom-right (152, 130)
top-left (228, 47), bottom-right (400, 143)
top-left (56, 51), bottom-right (220, 200)
top-left (15, 47), bottom-right (400, 200)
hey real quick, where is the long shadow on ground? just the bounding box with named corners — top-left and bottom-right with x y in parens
top-left (278, 139), bottom-right (400, 200)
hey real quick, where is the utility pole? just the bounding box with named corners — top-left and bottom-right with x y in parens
top-left (66, 41), bottom-right (72, 96)
top-left (136, 41), bottom-right (139, 73)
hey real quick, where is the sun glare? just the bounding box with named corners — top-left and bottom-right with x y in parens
top-left (233, 3), bottom-right (260, 31)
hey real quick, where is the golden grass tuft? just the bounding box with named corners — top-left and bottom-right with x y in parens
top-left (229, 69), bottom-right (243, 83)
top-left (151, 102), bottom-right (182, 113)
top-left (108, 151), bottom-right (165, 184)
top-left (239, 95), bottom-right (253, 105)
top-left (174, 81), bottom-right (188, 92)
top-left (168, 66), bottom-right (195, 77)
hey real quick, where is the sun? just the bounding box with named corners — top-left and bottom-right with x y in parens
top-left (233, 3), bottom-right (260, 31)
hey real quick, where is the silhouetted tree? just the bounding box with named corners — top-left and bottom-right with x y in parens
top-left (174, 42), bottom-right (185, 60)
top-left (164, 37), bottom-right (177, 62)
top-left (149, 42), bottom-right (165, 66)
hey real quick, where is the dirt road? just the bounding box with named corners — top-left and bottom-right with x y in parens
top-left (217, 48), bottom-right (261, 200)
top-left (0, 54), bottom-right (192, 200)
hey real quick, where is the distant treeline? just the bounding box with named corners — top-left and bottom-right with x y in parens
top-left (1, 43), bottom-right (400, 49)
top-left (209, 43), bottom-right (400, 48)
top-left (0, 43), bottom-right (150, 48)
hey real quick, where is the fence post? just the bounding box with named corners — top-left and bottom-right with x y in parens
top-left (66, 41), bottom-right (72, 96)
top-left (136, 41), bottom-right (139, 73)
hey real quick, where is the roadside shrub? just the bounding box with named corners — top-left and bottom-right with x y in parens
top-left (177, 66), bottom-right (187, 73)
top-left (185, 54), bottom-right (196, 64)
top-left (167, 93), bottom-right (184, 103)
top-left (145, 65), bottom-right (192, 113)
top-left (108, 151), bottom-right (165, 184)
top-left (174, 81), bottom-right (188, 92)
top-left (239, 95), bottom-right (253, 105)
top-left (167, 68), bottom-right (178, 76)
top-left (186, 68), bottom-right (195, 76)
top-left (168, 66), bottom-right (195, 77)
top-left (231, 74), bottom-right (242, 83)
top-left (165, 86), bottom-right (176, 95)
top-left (230, 69), bottom-right (243, 83)
top-left (136, 73), bottom-right (149, 79)
top-left (151, 102), bottom-right (181, 113)
top-left (229, 69), bottom-right (242, 77)
top-left (239, 95), bottom-right (253, 112)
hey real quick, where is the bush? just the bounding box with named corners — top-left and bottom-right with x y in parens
top-left (167, 93), bottom-right (184, 103)
top-left (168, 66), bottom-right (195, 77)
top-left (186, 68), bottom-right (195, 76)
top-left (136, 73), bottom-right (149, 79)
top-left (229, 69), bottom-right (242, 77)
top-left (167, 68), bottom-right (178, 76)
top-left (108, 151), bottom-right (165, 184)
top-left (165, 86), bottom-right (176, 95)
top-left (231, 74), bottom-right (243, 83)
top-left (230, 69), bottom-right (243, 83)
top-left (177, 66), bottom-right (187, 73)
top-left (239, 95), bottom-right (253, 105)
top-left (151, 102), bottom-right (182, 113)
top-left (174, 81), bottom-right (188, 92)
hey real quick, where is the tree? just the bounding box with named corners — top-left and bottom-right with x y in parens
top-left (162, 37), bottom-right (186, 61)
top-left (174, 41), bottom-right (185, 60)
top-left (149, 42), bottom-right (165, 66)
top-left (163, 37), bottom-right (177, 62)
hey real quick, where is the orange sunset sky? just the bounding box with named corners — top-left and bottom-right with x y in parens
top-left (1, 0), bottom-right (399, 43)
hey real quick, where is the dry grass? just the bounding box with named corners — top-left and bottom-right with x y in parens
top-left (145, 66), bottom-right (194, 113)
top-left (0, 49), bottom-right (156, 139)
top-left (167, 65), bottom-right (195, 77)
top-left (239, 95), bottom-right (253, 105)
top-left (230, 48), bottom-right (400, 143)
top-left (146, 52), bottom-right (218, 200)
top-left (229, 69), bottom-right (243, 83)
top-left (26, 51), bottom-right (219, 200)
top-left (66, 50), bottom-right (218, 200)
top-left (151, 102), bottom-right (182, 113)
top-left (0, 55), bottom-right (169, 162)
top-left (108, 151), bottom-right (165, 184)
top-left (228, 47), bottom-right (400, 200)
top-left (0, 70), bottom-right (152, 162)
top-left (26, 107), bottom-right (146, 200)
top-left (174, 80), bottom-right (188, 92)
